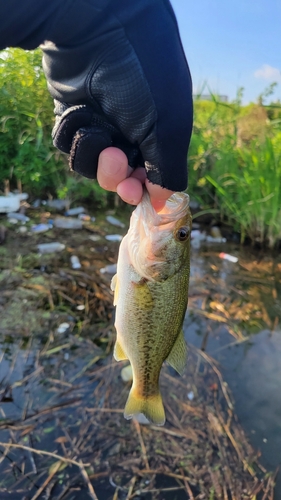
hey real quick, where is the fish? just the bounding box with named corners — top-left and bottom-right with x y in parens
top-left (111, 189), bottom-right (192, 425)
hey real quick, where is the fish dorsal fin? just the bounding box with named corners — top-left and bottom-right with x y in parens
top-left (114, 340), bottom-right (128, 361)
top-left (110, 274), bottom-right (119, 306)
top-left (166, 330), bottom-right (187, 375)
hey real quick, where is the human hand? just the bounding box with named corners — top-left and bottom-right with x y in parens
top-left (42, 0), bottom-right (193, 206)
top-left (97, 147), bottom-right (174, 211)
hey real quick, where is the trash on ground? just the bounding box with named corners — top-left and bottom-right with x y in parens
top-left (37, 242), bottom-right (66, 254)
top-left (31, 223), bottom-right (52, 233)
top-left (134, 413), bottom-right (151, 425)
top-left (206, 235), bottom-right (227, 243)
top-left (54, 217), bottom-right (83, 229)
top-left (76, 304), bottom-right (85, 310)
top-left (89, 234), bottom-right (101, 242)
top-left (106, 215), bottom-right (125, 228)
top-left (191, 229), bottom-right (206, 249)
top-left (32, 199), bottom-right (41, 208)
top-left (7, 218), bottom-right (18, 225)
top-left (0, 193), bottom-right (28, 213)
top-left (78, 213), bottom-right (91, 221)
top-left (187, 390), bottom-right (194, 401)
top-left (105, 234), bottom-right (123, 242)
top-left (210, 226), bottom-right (222, 238)
top-left (121, 364), bottom-right (133, 382)
top-left (100, 263), bottom-right (117, 274)
top-left (219, 252), bottom-right (239, 263)
top-left (65, 206), bottom-right (85, 216)
top-left (7, 212), bottom-right (30, 223)
top-left (57, 322), bottom-right (70, 334)
top-left (18, 226), bottom-right (28, 234)
top-left (70, 255), bottom-right (81, 269)
top-left (43, 199), bottom-right (69, 210)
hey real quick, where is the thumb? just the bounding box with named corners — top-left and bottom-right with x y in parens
top-left (145, 179), bottom-right (174, 212)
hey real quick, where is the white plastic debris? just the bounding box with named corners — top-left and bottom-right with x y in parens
top-left (44, 199), bottom-right (69, 210)
top-left (89, 235), bottom-right (101, 242)
top-left (191, 229), bottom-right (206, 249)
top-left (0, 193), bottom-right (28, 213)
top-left (70, 255), bottom-right (81, 269)
top-left (78, 213), bottom-right (91, 221)
top-left (219, 252), bottom-right (238, 263)
top-left (31, 223), bottom-right (51, 233)
top-left (76, 304), bottom-right (85, 311)
top-left (37, 242), bottom-right (65, 254)
top-left (100, 264), bottom-right (117, 274)
top-left (7, 212), bottom-right (30, 223)
top-left (206, 236), bottom-right (227, 243)
top-left (134, 414), bottom-right (151, 425)
top-left (65, 206), bottom-right (85, 216)
top-left (7, 218), bottom-right (18, 225)
top-left (121, 364), bottom-right (133, 382)
top-left (105, 234), bottom-right (123, 242)
top-left (57, 322), bottom-right (70, 334)
top-left (106, 215), bottom-right (125, 228)
top-left (187, 391), bottom-right (194, 401)
top-left (54, 217), bottom-right (83, 229)
top-left (18, 226), bottom-right (28, 234)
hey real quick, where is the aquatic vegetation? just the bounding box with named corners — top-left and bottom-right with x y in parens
top-left (189, 96), bottom-right (281, 247)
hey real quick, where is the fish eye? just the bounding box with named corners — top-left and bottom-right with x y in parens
top-left (176, 226), bottom-right (190, 241)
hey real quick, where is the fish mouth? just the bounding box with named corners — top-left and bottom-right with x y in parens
top-left (138, 190), bottom-right (190, 232)
top-left (128, 190), bottom-right (191, 281)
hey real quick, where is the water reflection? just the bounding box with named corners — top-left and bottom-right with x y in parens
top-left (185, 243), bottom-right (281, 495)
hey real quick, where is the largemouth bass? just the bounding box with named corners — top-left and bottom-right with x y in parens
top-left (111, 190), bottom-right (191, 425)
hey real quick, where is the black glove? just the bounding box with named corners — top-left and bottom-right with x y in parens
top-left (42, 0), bottom-right (193, 191)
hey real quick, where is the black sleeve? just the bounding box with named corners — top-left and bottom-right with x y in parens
top-left (0, 0), bottom-right (72, 49)
top-left (0, 0), bottom-right (193, 191)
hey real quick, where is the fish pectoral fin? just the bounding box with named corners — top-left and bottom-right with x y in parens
top-left (110, 274), bottom-right (119, 306)
top-left (166, 330), bottom-right (187, 376)
top-left (124, 387), bottom-right (165, 426)
top-left (113, 340), bottom-right (128, 361)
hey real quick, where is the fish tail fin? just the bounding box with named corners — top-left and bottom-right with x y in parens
top-left (124, 386), bottom-right (165, 426)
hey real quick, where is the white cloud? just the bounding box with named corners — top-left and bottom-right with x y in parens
top-left (254, 64), bottom-right (281, 82)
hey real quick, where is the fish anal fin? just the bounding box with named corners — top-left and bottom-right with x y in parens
top-left (114, 340), bottom-right (128, 361)
top-left (124, 387), bottom-right (165, 426)
top-left (110, 274), bottom-right (119, 306)
top-left (166, 330), bottom-right (187, 376)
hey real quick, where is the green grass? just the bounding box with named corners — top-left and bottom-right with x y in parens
top-left (188, 96), bottom-right (281, 247)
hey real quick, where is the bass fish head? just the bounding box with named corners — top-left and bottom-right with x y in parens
top-left (127, 190), bottom-right (192, 281)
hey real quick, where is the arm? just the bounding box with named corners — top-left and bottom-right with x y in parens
top-left (0, 0), bottom-right (193, 205)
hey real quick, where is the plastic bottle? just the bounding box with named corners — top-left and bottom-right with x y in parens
top-left (7, 212), bottom-right (30, 223)
top-left (37, 242), bottom-right (65, 254)
top-left (70, 255), bottom-right (81, 269)
top-left (54, 218), bottom-right (83, 229)
top-left (65, 207), bottom-right (85, 216)
top-left (219, 252), bottom-right (238, 263)
top-left (106, 215), bottom-right (125, 228)
top-left (44, 199), bottom-right (69, 210)
top-left (105, 234), bottom-right (123, 242)
top-left (100, 263), bottom-right (117, 274)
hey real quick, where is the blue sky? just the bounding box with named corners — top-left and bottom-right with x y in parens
top-left (171, 0), bottom-right (281, 104)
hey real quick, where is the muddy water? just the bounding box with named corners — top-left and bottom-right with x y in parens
top-left (0, 233), bottom-right (280, 497)
top-left (185, 243), bottom-right (281, 495)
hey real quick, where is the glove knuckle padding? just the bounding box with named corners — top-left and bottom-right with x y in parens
top-left (88, 36), bottom-right (157, 145)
